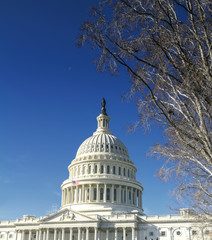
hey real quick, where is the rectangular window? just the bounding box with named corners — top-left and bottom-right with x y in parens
top-left (119, 167), bottom-right (121, 175)
top-left (160, 231), bottom-right (166, 236)
top-left (101, 165), bottom-right (104, 174)
top-left (113, 166), bottom-right (116, 174)
top-left (114, 189), bottom-right (117, 201)
top-left (106, 188), bottom-right (110, 201)
top-left (192, 231), bottom-right (197, 235)
top-left (93, 188), bottom-right (97, 201)
top-left (100, 188), bottom-right (104, 200)
top-left (149, 232), bottom-right (154, 236)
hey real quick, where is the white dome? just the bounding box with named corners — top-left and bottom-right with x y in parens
top-left (76, 132), bottom-right (129, 158)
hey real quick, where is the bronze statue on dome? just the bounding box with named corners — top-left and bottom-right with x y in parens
top-left (101, 98), bottom-right (107, 115)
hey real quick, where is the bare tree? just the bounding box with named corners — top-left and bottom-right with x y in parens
top-left (78, 0), bottom-right (212, 214)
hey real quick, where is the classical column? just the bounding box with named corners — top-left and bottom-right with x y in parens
top-left (86, 228), bottom-right (89, 240)
top-left (79, 187), bottom-right (81, 203)
top-left (104, 184), bottom-right (107, 203)
top-left (28, 231), bottom-right (32, 240)
top-left (97, 229), bottom-right (100, 240)
top-left (97, 184), bottom-right (99, 202)
top-left (114, 228), bottom-right (118, 240)
top-left (119, 185), bottom-right (122, 203)
top-left (6, 232), bottom-right (9, 240)
top-left (85, 186), bottom-right (88, 202)
top-left (123, 228), bottom-right (126, 240)
top-left (77, 228), bottom-right (81, 240)
top-left (94, 228), bottom-right (98, 240)
top-left (106, 229), bottom-right (109, 240)
top-left (130, 188), bottom-right (133, 205)
top-left (61, 229), bottom-right (65, 240)
top-left (138, 191), bottom-right (141, 207)
top-left (76, 186), bottom-right (79, 203)
top-left (14, 231), bottom-right (18, 240)
top-left (132, 227), bottom-right (135, 240)
top-left (21, 231), bottom-right (25, 240)
top-left (82, 185), bottom-right (85, 202)
top-left (111, 185), bottom-right (114, 203)
top-left (38, 230), bottom-right (42, 240)
top-left (43, 231), bottom-right (46, 240)
top-left (54, 229), bottom-right (57, 240)
top-left (35, 230), bottom-right (39, 240)
top-left (46, 229), bottom-right (49, 240)
top-left (89, 184), bottom-right (92, 202)
top-left (69, 228), bottom-right (73, 240)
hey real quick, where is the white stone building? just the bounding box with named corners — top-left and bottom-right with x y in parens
top-left (0, 100), bottom-right (211, 240)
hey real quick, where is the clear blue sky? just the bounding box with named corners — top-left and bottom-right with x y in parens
top-left (0, 0), bottom-right (181, 220)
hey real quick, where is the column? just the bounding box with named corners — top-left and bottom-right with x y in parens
top-left (61, 229), bottom-right (65, 240)
top-left (131, 188), bottom-right (133, 205)
top-left (46, 229), bottom-right (49, 240)
top-left (89, 184), bottom-right (92, 202)
top-left (69, 228), bottom-right (73, 240)
top-left (54, 229), bottom-right (57, 240)
top-left (82, 185), bottom-right (85, 202)
top-left (77, 228), bottom-right (81, 240)
top-left (43, 231), bottom-right (46, 240)
top-left (38, 230), bottom-right (42, 240)
top-left (119, 185), bottom-right (122, 203)
top-left (28, 231), bottom-right (32, 240)
top-left (104, 184), bottom-right (106, 203)
top-left (114, 228), bottom-right (118, 240)
top-left (97, 229), bottom-right (100, 240)
top-left (85, 186), bottom-right (87, 202)
top-left (123, 228), bottom-right (126, 240)
top-left (106, 229), bottom-right (109, 240)
top-left (97, 184), bottom-right (99, 202)
top-left (132, 227), bottom-right (135, 240)
top-left (86, 228), bottom-right (89, 240)
top-left (15, 231), bottom-right (18, 240)
top-left (36, 230), bottom-right (39, 240)
top-left (76, 186), bottom-right (79, 203)
top-left (6, 232), bottom-right (9, 240)
top-left (79, 187), bottom-right (81, 203)
top-left (138, 191), bottom-right (141, 207)
top-left (94, 228), bottom-right (98, 240)
top-left (111, 185), bottom-right (114, 203)
top-left (22, 231), bottom-right (25, 240)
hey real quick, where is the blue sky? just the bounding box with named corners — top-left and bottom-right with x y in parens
top-left (0, 0), bottom-right (181, 220)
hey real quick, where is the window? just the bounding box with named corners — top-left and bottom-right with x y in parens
top-left (94, 165), bottom-right (97, 173)
top-left (128, 169), bottom-right (130, 177)
top-left (192, 230), bottom-right (197, 235)
top-left (119, 167), bottom-right (121, 175)
top-left (113, 166), bottom-right (116, 174)
top-left (9, 235), bottom-right (12, 239)
top-left (100, 188), bottom-right (104, 200)
top-left (88, 165), bottom-right (91, 174)
top-left (107, 165), bottom-right (110, 174)
top-left (101, 165), bottom-right (104, 174)
top-left (124, 168), bottom-right (126, 176)
top-left (129, 191), bottom-right (131, 201)
top-left (149, 232), bottom-right (154, 236)
top-left (93, 188), bottom-right (97, 200)
top-left (114, 188), bottom-right (117, 201)
top-left (106, 188), bottom-right (110, 201)
top-left (176, 231), bottom-right (181, 236)
top-left (160, 231), bottom-right (166, 236)
top-left (205, 230), bottom-right (210, 235)
top-left (124, 190), bottom-right (126, 203)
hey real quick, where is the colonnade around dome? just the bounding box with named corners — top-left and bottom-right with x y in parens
top-left (61, 183), bottom-right (142, 210)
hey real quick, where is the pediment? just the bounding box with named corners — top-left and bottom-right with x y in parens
top-left (40, 208), bottom-right (97, 223)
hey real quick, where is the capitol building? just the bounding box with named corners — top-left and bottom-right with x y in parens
top-left (0, 100), bottom-right (211, 240)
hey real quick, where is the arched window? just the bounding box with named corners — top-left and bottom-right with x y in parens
top-left (107, 165), bottom-right (110, 174)
top-left (93, 188), bottom-right (97, 201)
top-left (119, 167), bottom-right (121, 175)
top-left (101, 165), bottom-right (104, 174)
top-left (100, 188), bottom-right (104, 200)
top-left (113, 166), bottom-right (116, 174)
top-left (94, 165), bottom-right (97, 174)
top-left (124, 168), bottom-right (126, 176)
top-left (106, 188), bottom-right (110, 201)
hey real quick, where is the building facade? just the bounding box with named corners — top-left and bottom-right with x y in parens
top-left (0, 101), bottom-right (211, 240)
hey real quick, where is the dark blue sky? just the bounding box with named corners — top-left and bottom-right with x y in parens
top-left (0, 0), bottom-right (180, 220)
